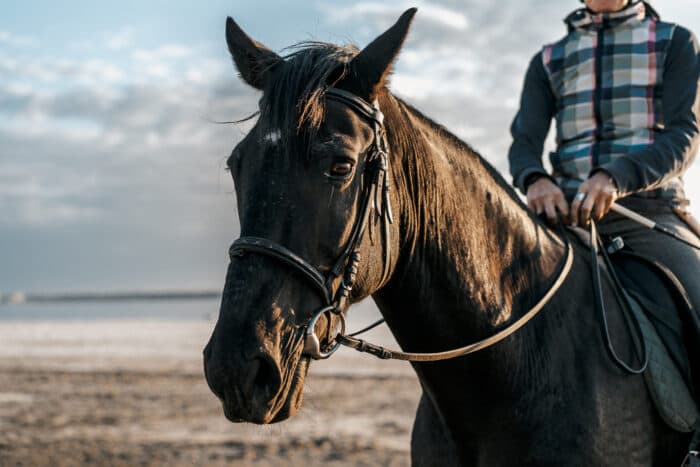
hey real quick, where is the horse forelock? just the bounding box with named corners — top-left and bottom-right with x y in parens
top-left (259, 41), bottom-right (359, 161)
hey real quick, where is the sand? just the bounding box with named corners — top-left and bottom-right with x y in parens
top-left (0, 319), bottom-right (421, 466)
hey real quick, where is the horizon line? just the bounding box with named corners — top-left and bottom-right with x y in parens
top-left (0, 289), bottom-right (222, 305)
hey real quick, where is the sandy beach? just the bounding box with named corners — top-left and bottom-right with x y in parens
top-left (0, 315), bottom-right (421, 466)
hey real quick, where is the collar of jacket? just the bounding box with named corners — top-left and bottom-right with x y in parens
top-left (564, 1), bottom-right (659, 32)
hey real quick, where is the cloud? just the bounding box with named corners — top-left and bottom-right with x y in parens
top-left (323, 2), bottom-right (469, 31)
top-left (106, 28), bottom-right (135, 51)
top-left (0, 145), bottom-right (104, 226)
top-left (0, 37), bottom-right (256, 233)
top-left (0, 30), bottom-right (37, 48)
top-left (2, 0), bottom-right (699, 292)
top-left (131, 44), bottom-right (193, 62)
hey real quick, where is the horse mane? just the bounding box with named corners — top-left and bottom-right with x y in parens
top-left (374, 89), bottom-right (564, 324)
top-left (377, 93), bottom-right (534, 256)
top-left (257, 41), bottom-right (551, 314)
top-left (394, 98), bottom-right (520, 200)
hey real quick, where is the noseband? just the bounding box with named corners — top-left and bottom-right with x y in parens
top-left (229, 88), bottom-right (394, 359)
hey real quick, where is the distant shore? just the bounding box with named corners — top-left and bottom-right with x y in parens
top-left (0, 290), bottom-right (221, 305)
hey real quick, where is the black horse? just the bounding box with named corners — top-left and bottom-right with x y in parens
top-left (203, 9), bottom-right (691, 466)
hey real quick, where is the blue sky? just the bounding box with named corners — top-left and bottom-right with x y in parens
top-left (1, 1), bottom-right (699, 293)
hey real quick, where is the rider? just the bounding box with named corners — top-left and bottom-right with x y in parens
top-left (507, 0), bottom-right (700, 389)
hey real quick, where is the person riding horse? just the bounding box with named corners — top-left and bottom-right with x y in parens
top-left (508, 0), bottom-right (700, 372)
top-left (208, 6), bottom-right (700, 464)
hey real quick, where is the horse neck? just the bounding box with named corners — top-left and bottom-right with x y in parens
top-left (380, 98), bottom-right (566, 341)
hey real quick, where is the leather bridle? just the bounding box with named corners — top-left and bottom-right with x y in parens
top-left (229, 87), bottom-right (395, 359)
top-left (228, 87), bottom-right (575, 363)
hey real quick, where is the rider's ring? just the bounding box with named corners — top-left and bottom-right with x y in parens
top-left (574, 192), bottom-right (587, 202)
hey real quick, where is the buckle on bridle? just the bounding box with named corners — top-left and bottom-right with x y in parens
top-left (302, 305), bottom-right (346, 360)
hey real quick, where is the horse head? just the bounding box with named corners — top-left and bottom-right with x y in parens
top-left (203, 9), bottom-right (416, 424)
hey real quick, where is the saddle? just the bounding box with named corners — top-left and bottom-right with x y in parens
top-left (568, 226), bottom-right (700, 433)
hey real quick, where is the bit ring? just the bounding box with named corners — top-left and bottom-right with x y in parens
top-left (302, 306), bottom-right (346, 360)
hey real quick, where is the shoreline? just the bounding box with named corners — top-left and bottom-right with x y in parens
top-left (0, 318), bottom-right (420, 466)
top-left (0, 290), bottom-right (221, 306)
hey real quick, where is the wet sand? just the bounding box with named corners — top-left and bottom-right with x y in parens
top-left (0, 319), bottom-right (421, 466)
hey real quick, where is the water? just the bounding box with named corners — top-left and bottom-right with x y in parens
top-left (0, 298), bottom-right (221, 321)
top-left (0, 297), bottom-right (383, 328)
top-left (0, 297), bottom-right (401, 376)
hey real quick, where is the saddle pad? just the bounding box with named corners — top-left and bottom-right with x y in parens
top-left (565, 227), bottom-right (699, 431)
top-left (628, 294), bottom-right (699, 432)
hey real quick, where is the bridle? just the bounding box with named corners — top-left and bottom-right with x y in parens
top-left (228, 87), bottom-right (575, 363)
top-left (229, 87), bottom-right (395, 359)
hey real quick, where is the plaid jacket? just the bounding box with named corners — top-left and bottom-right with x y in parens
top-left (546, 2), bottom-right (676, 198)
top-left (508, 1), bottom-right (700, 203)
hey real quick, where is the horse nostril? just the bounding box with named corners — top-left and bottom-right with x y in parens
top-left (244, 354), bottom-right (282, 405)
top-left (203, 342), bottom-right (226, 401)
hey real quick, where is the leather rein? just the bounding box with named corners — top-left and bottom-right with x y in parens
top-left (228, 87), bottom-right (574, 362)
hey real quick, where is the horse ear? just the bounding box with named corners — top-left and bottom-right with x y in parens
top-left (225, 17), bottom-right (282, 90)
top-left (348, 8), bottom-right (417, 98)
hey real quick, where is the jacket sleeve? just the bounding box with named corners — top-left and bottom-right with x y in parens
top-left (508, 51), bottom-right (556, 194)
top-left (596, 26), bottom-right (700, 196)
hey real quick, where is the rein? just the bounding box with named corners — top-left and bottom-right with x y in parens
top-left (590, 220), bottom-right (648, 374)
top-left (338, 219), bottom-right (648, 367)
top-left (337, 218), bottom-right (647, 369)
top-left (337, 238), bottom-right (574, 361)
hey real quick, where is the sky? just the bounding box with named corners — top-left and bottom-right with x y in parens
top-left (1, 1), bottom-right (699, 293)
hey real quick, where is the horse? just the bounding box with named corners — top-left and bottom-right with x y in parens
top-left (203, 8), bottom-right (692, 466)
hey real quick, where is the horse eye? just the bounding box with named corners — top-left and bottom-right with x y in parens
top-left (330, 161), bottom-right (353, 177)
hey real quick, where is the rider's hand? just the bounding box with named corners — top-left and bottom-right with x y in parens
top-left (526, 177), bottom-right (569, 225)
top-left (570, 171), bottom-right (619, 228)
